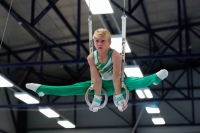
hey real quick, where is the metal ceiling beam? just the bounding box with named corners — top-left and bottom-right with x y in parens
top-left (1, 41), bottom-right (23, 62)
top-left (167, 101), bottom-right (192, 124)
top-left (32, 0), bottom-right (59, 25)
top-left (76, 0), bottom-right (81, 72)
top-left (0, 41), bottom-right (48, 84)
top-left (161, 69), bottom-right (187, 98)
top-left (137, 26), bottom-right (182, 73)
top-left (152, 66), bottom-right (197, 124)
top-left (40, 47), bottom-right (44, 83)
top-left (106, 105), bottom-right (132, 126)
top-left (0, 129), bottom-right (9, 133)
top-left (74, 0), bottom-right (81, 125)
top-left (8, 48), bottom-right (40, 78)
top-left (0, 97), bottom-right (200, 108)
top-left (77, 64), bottom-right (89, 81)
top-left (4, 89), bottom-right (18, 133)
top-left (111, 0), bottom-right (179, 54)
top-left (7, 52), bottom-right (10, 75)
top-left (190, 68), bottom-right (195, 124)
top-left (26, 124), bottom-right (200, 131)
top-left (45, 0), bottom-right (88, 55)
top-left (127, 21), bottom-right (199, 36)
top-left (128, 0), bottom-right (131, 12)
top-left (0, 19), bottom-right (200, 57)
top-left (19, 3), bottom-right (77, 60)
top-left (190, 35), bottom-right (200, 123)
top-left (141, 1), bottom-right (156, 55)
top-left (153, 83), bottom-right (195, 125)
top-left (47, 0), bottom-right (89, 56)
top-left (132, 92), bottom-right (137, 127)
top-left (160, 29), bottom-right (183, 54)
top-left (45, 48), bottom-right (78, 79)
top-left (0, 0), bottom-right (78, 78)
top-left (31, 0), bottom-right (35, 24)
top-left (18, 67), bottom-right (33, 87)
top-left (22, 26), bottom-right (77, 60)
top-left (142, 27), bottom-right (183, 74)
top-left (39, 72), bottom-right (68, 80)
top-left (129, 0), bottom-right (143, 14)
top-left (102, 14), bottom-right (115, 34)
top-left (140, 1), bottom-right (158, 75)
top-left (0, 46), bottom-right (40, 56)
top-left (190, 28), bottom-right (200, 39)
top-left (183, 0), bottom-right (190, 54)
top-left (2, 40), bottom-right (49, 85)
top-left (46, 0), bottom-right (77, 39)
top-left (17, 102), bottom-right (27, 133)
top-left (27, 11), bottom-right (77, 60)
top-left (0, 0), bottom-right (78, 61)
top-left (165, 79), bottom-right (188, 98)
top-left (177, 0), bottom-right (183, 54)
top-left (1, 53), bottom-right (200, 68)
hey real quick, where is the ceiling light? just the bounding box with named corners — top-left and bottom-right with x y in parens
top-left (145, 107), bottom-right (160, 114)
top-left (38, 107), bottom-right (60, 118)
top-left (143, 88), bottom-right (153, 98)
top-left (124, 65), bottom-right (143, 77)
top-left (14, 92), bottom-right (39, 104)
top-left (85, 0), bottom-right (113, 14)
top-left (124, 65), bottom-right (145, 99)
top-left (136, 90), bottom-right (145, 99)
top-left (110, 35), bottom-right (131, 53)
top-left (57, 120), bottom-right (75, 128)
top-left (152, 117), bottom-right (165, 125)
top-left (0, 74), bottom-right (13, 87)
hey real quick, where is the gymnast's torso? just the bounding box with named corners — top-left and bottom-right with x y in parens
top-left (93, 48), bottom-right (114, 80)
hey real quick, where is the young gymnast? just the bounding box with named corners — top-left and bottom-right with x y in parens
top-left (26, 28), bottom-right (168, 112)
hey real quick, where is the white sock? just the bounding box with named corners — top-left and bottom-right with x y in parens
top-left (156, 69), bottom-right (168, 80)
top-left (26, 83), bottom-right (41, 92)
top-left (38, 92), bottom-right (45, 97)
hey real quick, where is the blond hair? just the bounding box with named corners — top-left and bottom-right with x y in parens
top-left (93, 28), bottom-right (111, 41)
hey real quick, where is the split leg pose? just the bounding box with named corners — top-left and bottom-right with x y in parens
top-left (26, 29), bottom-right (168, 111)
top-left (26, 69), bottom-right (168, 97)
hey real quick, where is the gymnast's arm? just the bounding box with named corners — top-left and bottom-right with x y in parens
top-left (87, 54), bottom-right (102, 96)
top-left (112, 50), bottom-right (122, 95)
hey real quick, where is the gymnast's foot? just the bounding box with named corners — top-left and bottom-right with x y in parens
top-left (154, 69), bottom-right (168, 85)
top-left (89, 95), bottom-right (102, 112)
top-left (26, 83), bottom-right (44, 97)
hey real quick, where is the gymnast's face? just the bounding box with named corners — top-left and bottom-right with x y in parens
top-left (94, 38), bottom-right (111, 52)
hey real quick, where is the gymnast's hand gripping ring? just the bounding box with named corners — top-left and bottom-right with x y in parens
top-left (113, 83), bottom-right (129, 112)
top-left (85, 85), bottom-right (108, 112)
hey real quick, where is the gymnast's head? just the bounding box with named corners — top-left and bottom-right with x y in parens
top-left (93, 28), bottom-right (111, 42)
top-left (93, 28), bottom-right (111, 51)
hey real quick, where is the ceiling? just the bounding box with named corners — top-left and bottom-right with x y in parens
top-left (0, 0), bottom-right (200, 133)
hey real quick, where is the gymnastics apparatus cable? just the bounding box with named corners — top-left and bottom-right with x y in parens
top-left (0, 0), bottom-right (14, 49)
top-left (85, 0), bottom-right (129, 112)
top-left (85, 0), bottom-right (108, 112)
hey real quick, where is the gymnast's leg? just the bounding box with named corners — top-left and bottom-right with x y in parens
top-left (124, 69), bottom-right (168, 91)
top-left (26, 81), bottom-right (91, 97)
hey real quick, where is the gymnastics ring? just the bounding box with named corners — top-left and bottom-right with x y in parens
top-left (113, 83), bottom-right (129, 112)
top-left (85, 85), bottom-right (108, 112)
